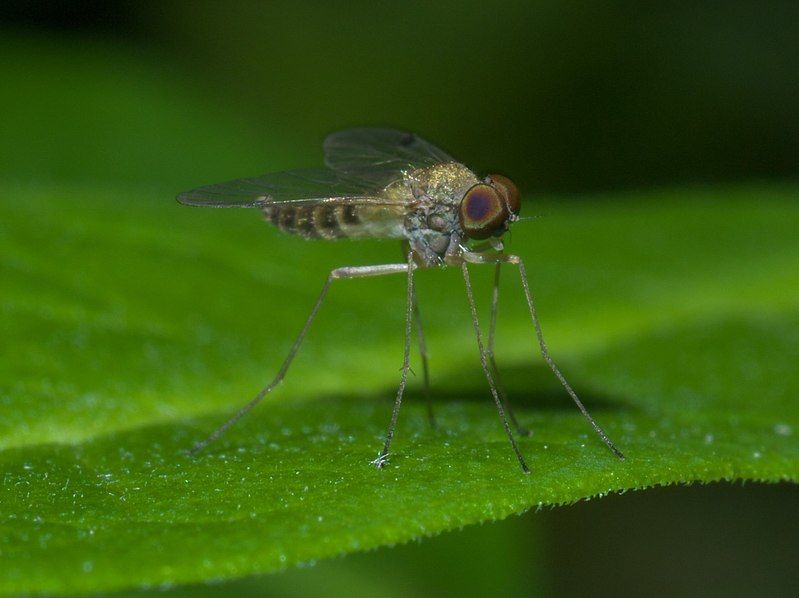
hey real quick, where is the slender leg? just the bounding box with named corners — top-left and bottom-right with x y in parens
top-left (411, 288), bottom-right (435, 428)
top-left (373, 253), bottom-right (416, 468)
top-left (187, 262), bottom-right (410, 456)
top-left (506, 255), bottom-right (625, 460)
top-left (487, 262), bottom-right (531, 437)
top-left (462, 263), bottom-right (530, 474)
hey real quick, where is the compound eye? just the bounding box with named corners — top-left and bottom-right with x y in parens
top-left (487, 174), bottom-right (520, 215)
top-left (458, 183), bottom-right (508, 240)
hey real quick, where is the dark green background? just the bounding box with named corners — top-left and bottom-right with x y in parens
top-left (2, 2), bottom-right (798, 596)
top-left (3, 1), bottom-right (799, 192)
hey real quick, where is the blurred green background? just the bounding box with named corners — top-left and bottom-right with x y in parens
top-left (1, 1), bottom-right (798, 596)
top-left (3, 1), bottom-right (798, 192)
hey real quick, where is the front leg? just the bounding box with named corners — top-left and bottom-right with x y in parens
top-left (508, 254), bottom-right (625, 459)
top-left (460, 251), bottom-right (625, 460)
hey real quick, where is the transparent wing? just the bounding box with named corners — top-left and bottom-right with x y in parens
top-left (176, 168), bottom-right (406, 208)
top-left (323, 128), bottom-right (457, 186)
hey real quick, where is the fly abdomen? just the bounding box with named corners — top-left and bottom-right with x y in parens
top-left (263, 204), bottom-right (359, 239)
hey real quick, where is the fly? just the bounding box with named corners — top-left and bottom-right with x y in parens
top-left (177, 128), bottom-right (625, 473)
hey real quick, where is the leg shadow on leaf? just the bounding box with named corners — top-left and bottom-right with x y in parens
top-left (170, 359), bottom-right (631, 466)
top-left (401, 360), bottom-right (627, 414)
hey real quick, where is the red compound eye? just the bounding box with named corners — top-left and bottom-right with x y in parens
top-left (458, 183), bottom-right (508, 240)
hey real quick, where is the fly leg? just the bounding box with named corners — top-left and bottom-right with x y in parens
top-left (501, 254), bottom-right (625, 460)
top-left (373, 252), bottom-right (417, 468)
top-left (462, 263), bottom-right (530, 474)
top-left (487, 262), bottom-right (532, 437)
top-left (187, 262), bottom-right (411, 456)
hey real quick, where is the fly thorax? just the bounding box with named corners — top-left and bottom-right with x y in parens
top-left (418, 163), bottom-right (480, 204)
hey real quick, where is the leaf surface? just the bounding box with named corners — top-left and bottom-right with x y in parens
top-left (2, 182), bottom-right (798, 594)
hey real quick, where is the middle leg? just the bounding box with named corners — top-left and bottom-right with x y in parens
top-left (462, 263), bottom-right (530, 474)
top-left (487, 262), bottom-right (532, 437)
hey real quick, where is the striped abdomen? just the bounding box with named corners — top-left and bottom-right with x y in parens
top-left (261, 203), bottom-right (407, 240)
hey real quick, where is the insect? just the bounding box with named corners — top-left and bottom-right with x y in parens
top-left (177, 128), bottom-right (624, 473)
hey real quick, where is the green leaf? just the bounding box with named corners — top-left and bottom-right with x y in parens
top-left (2, 181), bottom-right (798, 595)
